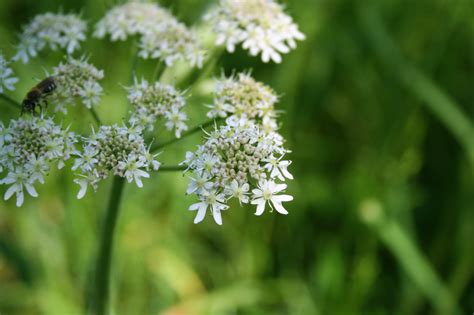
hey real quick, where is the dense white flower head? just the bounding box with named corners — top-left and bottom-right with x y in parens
top-left (183, 118), bottom-right (293, 225)
top-left (127, 78), bottom-right (188, 138)
top-left (13, 13), bottom-right (87, 64)
top-left (49, 56), bottom-right (104, 114)
top-left (94, 2), bottom-right (205, 67)
top-left (72, 123), bottom-right (160, 199)
top-left (0, 116), bottom-right (76, 207)
top-left (205, 0), bottom-right (305, 63)
top-left (0, 53), bottom-right (18, 94)
top-left (207, 72), bottom-right (279, 132)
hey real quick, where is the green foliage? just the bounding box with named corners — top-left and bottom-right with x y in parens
top-left (1, 0), bottom-right (473, 314)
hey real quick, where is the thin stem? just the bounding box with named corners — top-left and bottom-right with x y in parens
top-left (160, 165), bottom-right (187, 172)
top-left (177, 47), bottom-right (225, 89)
top-left (359, 201), bottom-right (461, 315)
top-left (152, 61), bottom-right (165, 82)
top-left (89, 108), bottom-right (102, 126)
top-left (0, 93), bottom-right (21, 110)
top-left (88, 176), bottom-right (126, 315)
top-left (358, 5), bottom-right (474, 166)
top-left (151, 117), bottom-right (221, 153)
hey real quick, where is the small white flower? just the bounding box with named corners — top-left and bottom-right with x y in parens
top-left (73, 123), bottom-right (158, 196)
top-left (24, 155), bottom-right (49, 184)
top-left (251, 179), bottom-right (293, 215)
top-left (0, 53), bottom-right (18, 93)
top-left (186, 172), bottom-right (214, 195)
top-left (206, 0), bottom-right (305, 63)
top-left (13, 13), bottom-right (87, 63)
top-left (0, 116), bottom-right (76, 206)
top-left (118, 155), bottom-right (150, 188)
top-left (224, 180), bottom-right (249, 205)
top-left (262, 155), bottom-right (293, 181)
top-left (207, 72), bottom-right (279, 132)
top-left (50, 56), bottom-right (104, 113)
top-left (128, 79), bottom-right (188, 138)
top-left (78, 81), bottom-right (103, 109)
top-left (164, 108), bottom-right (188, 138)
top-left (95, 2), bottom-right (205, 67)
top-left (188, 190), bottom-right (229, 225)
top-left (184, 119), bottom-right (293, 224)
top-left (2, 170), bottom-right (38, 207)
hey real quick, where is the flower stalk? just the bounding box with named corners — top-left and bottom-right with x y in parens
top-left (150, 117), bottom-right (221, 153)
top-left (88, 176), bottom-right (125, 315)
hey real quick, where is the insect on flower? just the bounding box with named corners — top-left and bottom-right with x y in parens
top-left (21, 76), bottom-right (57, 115)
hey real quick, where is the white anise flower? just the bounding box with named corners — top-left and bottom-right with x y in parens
top-left (262, 154), bottom-right (293, 181)
top-left (183, 118), bottom-right (293, 224)
top-left (207, 72), bottom-right (279, 132)
top-left (0, 116), bottom-right (77, 207)
top-left (251, 179), bottom-right (293, 215)
top-left (189, 189), bottom-right (229, 225)
top-left (0, 53), bottom-right (18, 94)
top-left (49, 56), bottom-right (104, 114)
top-left (206, 0), bottom-right (305, 63)
top-left (127, 78), bottom-right (188, 138)
top-left (73, 123), bottom-right (159, 199)
top-left (13, 13), bottom-right (87, 64)
top-left (224, 179), bottom-right (249, 205)
top-left (95, 2), bottom-right (205, 67)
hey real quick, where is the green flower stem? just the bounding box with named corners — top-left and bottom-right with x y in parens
top-left (89, 108), bottom-right (102, 126)
top-left (159, 165), bottom-right (187, 172)
top-left (358, 4), bottom-right (474, 166)
top-left (150, 117), bottom-right (222, 153)
top-left (359, 200), bottom-right (461, 315)
top-left (89, 176), bottom-right (126, 315)
top-left (0, 93), bottom-right (21, 110)
top-left (177, 47), bottom-right (225, 89)
top-left (152, 61), bottom-right (165, 82)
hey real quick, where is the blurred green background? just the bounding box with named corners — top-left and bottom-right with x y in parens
top-left (1, 0), bottom-right (474, 314)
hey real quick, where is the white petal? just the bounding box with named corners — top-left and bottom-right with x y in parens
top-left (194, 204), bottom-right (207, 224)
top-left (213, 209), bottom-right (223, 225)
top-left (16, 191), bottom-right (24, 207)
top-left (25, 184), bottom-right (38, 197)
top-left (271, 201), bottom-right (288, 215)
top-left (76, 181), bottom-right (88, 199)
top-left (4, 185), bottom-right (17, 201)
top-left (252, 199), bottom-right (266, 216)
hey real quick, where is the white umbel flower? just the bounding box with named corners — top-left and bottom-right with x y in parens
top-left (49, 56), bottom-right (104, 114)
top-left (207, 72), bottom-right (279, 132)
top-left (0, 116), bottom-right (77, 207)
top-left (13, 13), bottom-right (87, 64)
top-left (0, 53), bottom-right (18, 94)
top-left (206, 0), bottom-right (305, 63)
top-left (189, 189), bottom-right (229, 225)
top-left (251, 179), bottom-right (293, 215)
top-left (127, 78), bottom-right (188, 138)
top-left (73, 123), bottom-right (159, 198)
top-left (183, 118), bottom-right (293, 224)
top-left (95, 2), bottom-right (205, 67)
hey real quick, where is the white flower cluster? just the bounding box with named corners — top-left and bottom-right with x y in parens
top-left (14, 13), bottom-right (87, 64)
top-left (183, 118), bottom-right (293, 225)
top-left (128, 78), bottom-right (188, 138)
top-left (206, 0), bottom-right (305, 63)
top-left (0, 53), bottom-right (18, 94)
top-left (73, 123), bottom-right (160, 199)
top-left (50, 56), bottom-right (104, 114)
top-left (0, 116), bottom-right (76, 207)
top-left (207, 72), bottom-right (279, 132)
top-left (94, 2), bottom-right (205, 67)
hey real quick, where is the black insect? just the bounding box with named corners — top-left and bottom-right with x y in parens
top-left (21, 76), bottom-right (57, 115)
